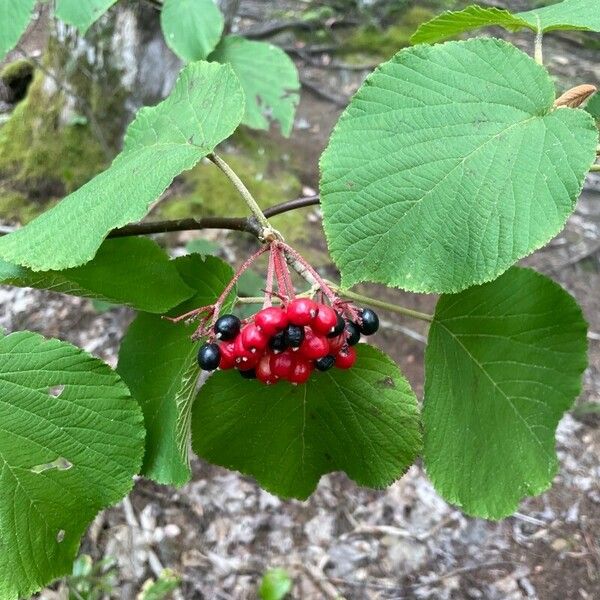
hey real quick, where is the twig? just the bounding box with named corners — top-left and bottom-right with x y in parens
top-left (209, 153), bottom-right (280, 240)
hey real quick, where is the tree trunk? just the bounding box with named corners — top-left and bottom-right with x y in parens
top-left (0, 1), bottom-right (181, 223)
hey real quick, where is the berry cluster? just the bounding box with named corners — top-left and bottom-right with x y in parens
top-left (197, 299), bottom-right (379, 385)
top-left (168, 240), bottom-right (379, 386)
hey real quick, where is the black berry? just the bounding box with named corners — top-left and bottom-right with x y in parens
top-left (214, 314), bottom-right (241, 340)
top-left (359, 308), bottom-right (379, 336)
top-left (198, 343), bottom-right (221, 371)
top-left (315, 355), bottom-right (335, 371)
top-left (269, 330), bottom-right (288, 352)
top-left (285, 324), bottom-right (305, 349)
top-left (345, 322), bottom-right (361, 346)
top-left (326, 313), bottom-right (345, 338)
top-left (239, 368), bottom-right (257, 379)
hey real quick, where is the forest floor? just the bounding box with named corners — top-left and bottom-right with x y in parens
top-left (0, 1), bottom-right (599, 599)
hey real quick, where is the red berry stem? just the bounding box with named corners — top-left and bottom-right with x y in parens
top-left (274, 245), bottom-right (295, 301)
top-left (263, 248), bottom-right (276, 309)
top-left (274, 241), bottom-right (338, 305)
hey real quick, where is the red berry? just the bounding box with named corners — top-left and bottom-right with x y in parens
top-left (256, 354), bottom-right (278, 385)
top-left (219, 341), bottom-right (236, 370)
top-left (328, 334), bottom-right (345, 355)
top-left (241, 323), bottom-right (269, 353)
top-left (312, 304), bottom-right (338, 335)
top-left (234, 335), bottom-right (258, 367)
top-left (270, 350), bottom-right (294, 380)
top-left (299, 329), bottom-right (329, 360)
top-left (254, 307), bottom-right (288, 336)
top-left (289, 358), bottom-right (312, 384)
top-left (335, 346), bottom-right (357, 370)
top-left (287, 298), bottom-right (318, 326)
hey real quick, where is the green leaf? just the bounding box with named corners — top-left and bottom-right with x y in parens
top-left (54, 0), bottom-right (118, 34)
top-left (160, 0), bottom-right (224, 62)
top-left (117, 255), bottom-right (233, 486)
top-left (319, 38), bottom-right (598, 294)
top-left (0, 331), bottom-right (144, 599)
top-left (259, 568), bottom-right (292, 600)
top-left (185, 238), bottom-right (220, 257)
top-left (210, 36), bottom-right (300, 137)
top-left (0, 238), bottom-right (194, 313)
top-left (192, 345), bottom-right (422, 499)
top-left (0, 0), bottom-right (36, 61)
top-left (423, 268), bottom-right (588, 519)
top-left (411, 0), bottom-right (600, 45)
top-left (586, 91), bottom-right (600, 120)
top-left (0, 61), bottom-right (244, 272)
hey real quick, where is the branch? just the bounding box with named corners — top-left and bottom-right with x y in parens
top-left (108, 195), bottom-right (320, 239)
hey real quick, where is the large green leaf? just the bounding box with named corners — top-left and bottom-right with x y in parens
top-left (55, 0), bottom-right (118, 34)
top-left (192, 345), bottom-right (422, 499)
top-left (0, 61), bottom-right (244, 272)
top-left (210, 36), bottom-right (300, 137)
top-left (0, 331), bottom-right (145, 599)
top-left (411, 0), bottom-right (600, 45)
top-left (161, 0), bottom-right (224, 62)
top-left (0, 238), bottom-right (194, 313)
top-left (319, 38), bottom-right (598, 294)
top-left (423, 268), bottom-right (588, 519)
top-left (117, 255), bottom-right (233, 486)
top-left (586, 91), bottom-right (600, 120)
top-left (0, 0), bottom-right (36, 61)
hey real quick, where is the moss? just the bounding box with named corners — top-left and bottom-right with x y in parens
top-left (159, 150), bottom-right (309, 243)
top-left (0, 189), bottom-right (58, 224)
top-left (341, 6), bottom-right (434, 59)
top-left (0, 59), bottom-right (34, 85)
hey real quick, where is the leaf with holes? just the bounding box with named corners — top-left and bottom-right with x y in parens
top-left (0, 238), bottom-right (194, 313)
top-left (210, 36), bottom-right (300, 137)
top-left (55, 0), bottom-right (118, 34)
top-left (117, 255), bottom-right (233, 486)
top-left (0, 0), bottom-right (36, 60)
top-left (192, 345), bottom-right (422, 499)
top-left (0, 61), bottom-right (244, 272)
top-left (423, 268), bottom-right (588, 519)
top-left (0, 331), bottom-right (144, 599)
top-left (319, 38), bottom-right (598, 293)
top-left (161, 0), bottom-right (224, 62)
top-left (411, 0), bottom-right (600, 45)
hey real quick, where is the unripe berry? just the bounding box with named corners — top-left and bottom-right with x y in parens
top-left (312, 304), bottom-right (338, 335)
top-left (287, 298), bottom-right (318, 326)
top-left (358, 308), bottom-right (379, 336)
top-left (197, 343), bottom-right (220, 371)
top-left (234, 335), bottom-right (258, 367)
top-left (328, 334), bottom-right (345, 355)
top-left (241, 323), bottom-right (269, 353)
top-left (270, 350), bottom-right (294, 379)
top-left (335, 346), bottom-right (357, 370)
top-left (256, 354), bottom-right (278, 385)
top-left (299, 329), bottom-right (329, 360)
top-left (213, 314), bottom-right (241, 341)
top-left (254, 307), bottom-right (288, 336)
top-left (326, 313), bottom-right (345, 338)
top-left (315, 355), bottom-right (335, 372)
top-left (345, 322), bottom-right (361, 346)
top-left (289, 358), bottom-right (312, 384)
top-left (218, 341), bottom-right (237, 369)
top-left (284, 324), bottom-right (305, 349)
